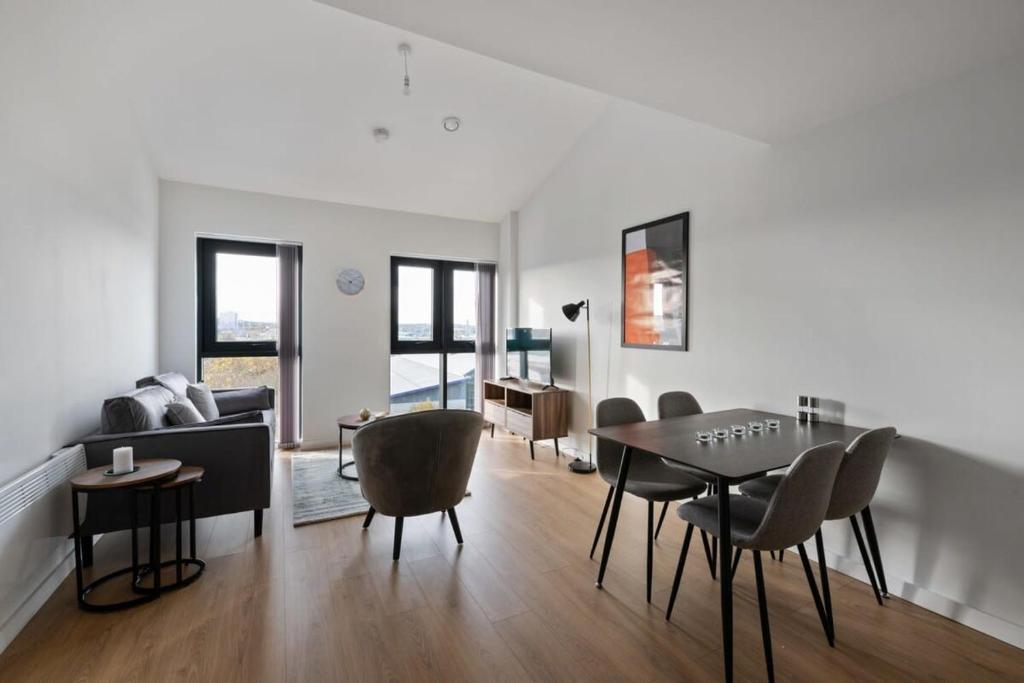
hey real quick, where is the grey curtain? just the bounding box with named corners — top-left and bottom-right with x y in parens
top-left (475, 263), bottom-right (497, 413)
top-left (277, 244), bottom-right (301, 447)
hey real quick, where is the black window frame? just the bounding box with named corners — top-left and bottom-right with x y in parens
top-left (390, 256), bottom-right (478, 410)
top-left (197, 238), bottom-right (279, 371)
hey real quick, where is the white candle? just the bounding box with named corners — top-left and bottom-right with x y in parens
top-left (112, 447), bottom-right (134, 474)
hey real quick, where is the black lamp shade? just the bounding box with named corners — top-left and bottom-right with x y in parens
top-left (562, 301), bottom-right (583, 322)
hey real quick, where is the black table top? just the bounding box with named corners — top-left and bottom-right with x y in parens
top-left (588, 409), bottom-right (868, 480)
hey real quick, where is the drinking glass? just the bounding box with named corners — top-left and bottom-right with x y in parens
top-left (765, 418), bottom-right (781, 430)
top-left (713, 427), bottom-right (730, 440)
top-left (696, 430), bottom-right (712, 443)
top-left (748, 421), bottom-right (764, 433)
top-left (731, 424), bottom-right (747, 436)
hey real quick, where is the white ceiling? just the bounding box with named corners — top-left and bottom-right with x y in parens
top-left (319, 0), bottom-right (1024, 142)
top-left (91, 0), bottom-right (608, 222)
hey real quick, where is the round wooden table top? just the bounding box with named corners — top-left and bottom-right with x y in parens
top-left (337, 413), bottom-right (378, 429)
top-left (70, 459), bottom-right (181, 491)
top-left (136, 465), bottom-right (204, 490)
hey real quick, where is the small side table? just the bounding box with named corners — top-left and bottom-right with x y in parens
top-left (134, 466), bottom-right (206, 593)
top-left (337, 413), bottom-right (374, 480)
top-left (70, 458), bottom-right (181, 612)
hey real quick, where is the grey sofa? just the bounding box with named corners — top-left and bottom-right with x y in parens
top-left (75, 372), bottom-right (275, 563)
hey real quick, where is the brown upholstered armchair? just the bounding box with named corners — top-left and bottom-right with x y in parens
top-left (353, 409), bottom-right (483, 560)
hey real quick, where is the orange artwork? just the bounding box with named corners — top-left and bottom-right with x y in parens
top-left (622, 213), bottom-right (688, 349)
top-left (624, 248), bottom-right (660, 345)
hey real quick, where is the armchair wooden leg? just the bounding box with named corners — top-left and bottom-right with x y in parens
top-left (447, 508), bottom-right (463, 544)
top-left (363, 507), bottom-right (376, 529)
top-left (393, 517), bottom-right (404, 561)
top-left (254, 509), bottom-right (263, 537)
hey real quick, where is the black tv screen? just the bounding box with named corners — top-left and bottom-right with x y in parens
top-left (505, 328), bottom-right (552, 385)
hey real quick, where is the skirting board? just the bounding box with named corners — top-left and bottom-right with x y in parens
top-left (0, 534), bottom-right (101, 655)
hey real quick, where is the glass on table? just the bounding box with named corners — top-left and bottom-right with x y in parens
top-left (748, 421), bottom-right (764, 433)
top-left (765, 418), bottom-right (781, 430)
top-left (713, 427), bottom-right (730, 440)
top-left (696, 430), bottom-right (713, 443)
top-left (731, 424), bottom-right (747, 436)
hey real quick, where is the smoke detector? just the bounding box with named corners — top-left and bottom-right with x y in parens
top-left (373, 127), bottom-right (390, 143)
top-left (442, 116), bottom-right (461, 133)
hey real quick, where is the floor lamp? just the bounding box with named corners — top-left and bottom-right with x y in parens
top-left (562, 299), bottom-right (597, 474)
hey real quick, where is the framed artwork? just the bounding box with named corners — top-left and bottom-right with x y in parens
top-left (621, 212), bottom-right (689, 350)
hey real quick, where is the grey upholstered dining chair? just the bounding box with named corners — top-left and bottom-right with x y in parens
top-left (739, 426), bottom-right (897, 611)
top-left (654, 391), bottom-right (716, 543)
top-left (666, 441), bottom-right (846, 682)
top-left (590, 398), bottom-right (708, 603)
top-left (353, 409), bottom-right (483, 561)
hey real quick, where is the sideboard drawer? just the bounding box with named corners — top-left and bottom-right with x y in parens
top-left (506, 409), bottom-right (534, 439)
top-left (483, 400), bottom-right (505, 426)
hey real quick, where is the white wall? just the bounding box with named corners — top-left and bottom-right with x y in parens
top-left (516, 55), bottom-right (1024, 645)
top-left (0, 0), bottom-right (158, 652)
top-left (158, 181), bottom-right (499, 446)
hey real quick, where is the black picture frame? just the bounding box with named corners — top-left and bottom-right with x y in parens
top-left (621, 212), bottom-right (689, 351)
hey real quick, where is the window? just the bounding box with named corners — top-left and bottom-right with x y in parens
top-left (197, 238), bottom-right (281, 394)
top-left (389, 257), bottom-right (481, 413)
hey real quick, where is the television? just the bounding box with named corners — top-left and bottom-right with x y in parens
top-left (505, 328), bottom-right (553, 386)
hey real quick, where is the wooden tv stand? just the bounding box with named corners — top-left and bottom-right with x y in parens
top-left (482, 379), bottom-right (570, 459)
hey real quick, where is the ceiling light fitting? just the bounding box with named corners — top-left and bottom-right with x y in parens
top-left (398, 43), bottom-right (411, 96)
top-left (442, 116), bottom-right (461, 132)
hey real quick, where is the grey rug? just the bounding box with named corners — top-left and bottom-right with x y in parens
top-left (290, 449), bottom-right (472, 527)
top-left (291, 450), bottom-right (368, 526)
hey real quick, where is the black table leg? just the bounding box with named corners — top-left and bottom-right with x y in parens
top-left (150, 486), bottom-right (161, 594)
top-left (189, 484), bottom-right (197, 559)
top-left (717, 475), bottom-right (733, 683)
top-left (71, 491), bottom-right (84, 606)
top-left (596, 446), bottom-right (632, 588)
top-left (175, 488), bottom-right (184, 584)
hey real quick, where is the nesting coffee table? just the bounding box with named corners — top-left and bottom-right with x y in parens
top-left (69, 458), bottom-right (205, 611)
top-left (336, 413), bottom-right (374, 480)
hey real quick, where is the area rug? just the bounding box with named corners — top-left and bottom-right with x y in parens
top-left (290, 449), bottom-right (471, 527)
top-left (291, 450), bottom-right (368, 526)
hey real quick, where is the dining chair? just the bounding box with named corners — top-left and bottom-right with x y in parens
top-left (654, 391), bottom-right (720, 576)
top-left (739, 426), bottom-right (897, 616)
top-left (666, 441), bottom-right (846, 682)
top-left (590, 397), bottom-right (709, 602)
top-left (354, 409), bottom-right (482, 561)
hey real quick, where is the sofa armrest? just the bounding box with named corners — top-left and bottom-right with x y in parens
top-left (212, 386), bottom-right (276, 412)
top-left (76, 423), bottom-right (273, 535)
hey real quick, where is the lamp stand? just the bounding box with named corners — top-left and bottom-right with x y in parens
top-left (569, 299), bottom-right (597, 474)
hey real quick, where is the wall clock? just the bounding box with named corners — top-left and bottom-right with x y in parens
top-left (336, 268), bottom-right (365, 295)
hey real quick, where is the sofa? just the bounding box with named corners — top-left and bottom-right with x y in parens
top-left (75, 372), bottom-right (275, 563)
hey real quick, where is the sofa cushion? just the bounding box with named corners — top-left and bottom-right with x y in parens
top-left (202, 410), bottom-right (265, 427)
top-left (137, 372), bottom-right (190, 398)
top-left (187, 383), bottom-right (220, 421)
top-left (214, 386), bottom-right (272, 415)
top-left (102, 386), bottom-right (175, 434)
top-left (166, 398), bottom-right (205, 426)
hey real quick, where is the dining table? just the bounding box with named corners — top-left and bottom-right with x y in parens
top-left (588, 408), bottom-right (868, 683)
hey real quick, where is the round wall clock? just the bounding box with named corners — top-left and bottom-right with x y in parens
top-left (336, 268), bottom-right (365, 295)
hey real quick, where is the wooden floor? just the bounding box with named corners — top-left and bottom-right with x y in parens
top-left (2, 433), bottom-right (1021, 682)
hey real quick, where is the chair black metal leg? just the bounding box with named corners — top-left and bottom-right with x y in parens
top-left (655, 501), bottom-right (669, 540)
top-left (665, 523), bottom-right (694, 621)
top-left (490, 423), bottom-right (495, 438)
top-left (393, 517), bottom-right (404, 561)
top-left (699, 529), bottom-right (716, 577)
top-left (448, 508), bottom-right (463, 544)
top-left (529, 441), bottom-right (535, 460)
top-left (254, 509), bottom-right (263, 537)
top-left (769, 550), bottom-right (776, 561)
top-left (363, 506), bottom-right (376, 529)
top-left (731, 548), bottom-right (742, 580)
top-left (753, 551), bottom-right (775, 683)
top-left (778, 549), bottom-right (784, 562)
top-left (589, 486), bottom-right (614, 559)
top-left (797, 543), bottom-right (833, 646)
top-left (717, 477), bottom-right (734, 683)
top-left (554, 438), bottom-right (560, 457)
top-left (646, 500), bottom-right (654, 603)
top-left (861, 506), bottom-right (888, 597)
top-left (850, 515), bottom-right (883, 606)
top-left (815, 529), bottom-right (835, 643)
top-left (596, 447), bottom-right (632, 588)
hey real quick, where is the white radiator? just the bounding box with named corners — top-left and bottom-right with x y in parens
top-left (0, 445), bottom-right (87, 653)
